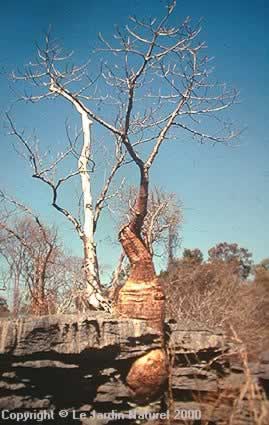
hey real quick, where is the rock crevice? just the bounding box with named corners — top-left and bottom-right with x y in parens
top-left (0, 314), bottom-right (268, 424)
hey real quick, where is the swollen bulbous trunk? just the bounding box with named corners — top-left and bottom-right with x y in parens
top-left (117, 225), bottom-right (165, 333)
top-left (116, 170), bottom-right (167, 401)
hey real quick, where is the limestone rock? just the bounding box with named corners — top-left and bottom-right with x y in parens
top-left (0, 315), bottom-right (268, 424)
top-left (0, 313), bottom-right (162, 359)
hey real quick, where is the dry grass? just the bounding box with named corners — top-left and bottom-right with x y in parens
top-left (226, 327), bottom-right (268, 425)
top-left (159, 262), bottom-right (269, 424)
top-left (161, 261), bottom-right (269, 357)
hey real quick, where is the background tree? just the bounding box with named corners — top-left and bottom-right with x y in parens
top-left (182, 248), bottom-right (203, 265)
top-left (208, 242), bottom-right (253, 279)
top-left (0, 193), bottom-right (62, 315)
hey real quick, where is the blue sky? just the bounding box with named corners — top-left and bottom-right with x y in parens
top-left (0, 0), bottom-right (268, 278)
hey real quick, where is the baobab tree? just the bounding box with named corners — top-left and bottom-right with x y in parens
top-left (8, 0), bottom-right (238, 399)
top-left (98, 1), bottom-right (237, 397)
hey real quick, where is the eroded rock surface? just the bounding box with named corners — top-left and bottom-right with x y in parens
top-left (0, 314), bottom-right (268, 424)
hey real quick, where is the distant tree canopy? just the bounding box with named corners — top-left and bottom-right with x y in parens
top-left (182, 248), bottom-right (203, 265)
top-left (208, 242), bottom-right (253, 279)
top-left (163, 241), bottom-right (253, 282)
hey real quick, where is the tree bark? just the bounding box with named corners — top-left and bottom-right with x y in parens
top-left (119, 169), bottom-right (155, 280)
top-left (79, 112), bottom-right (111, 311)
top-left (116, 167), bottom-right (165, 332)
top-left (49, 82), bottom-right (111, 312)
top-left (116, 167), bottom-right (167, 401)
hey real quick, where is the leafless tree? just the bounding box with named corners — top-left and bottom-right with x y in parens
top-left (0, 191), bottom-right (61, 316)
top-left (89, 1), bottom-right (238, 327)
top-left (8, 1), bottom-right (238, 321)
top-left (98, 3), bottom-right (236, 279)
top-left (7, 37), bottom-right (130, 311)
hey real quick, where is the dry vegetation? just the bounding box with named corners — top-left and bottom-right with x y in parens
top-left (160, 247), bottom-right (269, 424)
top-left (160, 249), bottom-right (269, 357)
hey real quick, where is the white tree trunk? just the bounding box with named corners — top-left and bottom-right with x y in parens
top-left (79, 112), bottom-right (110, 311)
top-left (49, 82), bottom-right (110, 311)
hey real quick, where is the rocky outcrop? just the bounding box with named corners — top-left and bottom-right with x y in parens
top-left (0, 313), bottom-right (162, 358)
top-left (0, 314), bottom-right (268, 424)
